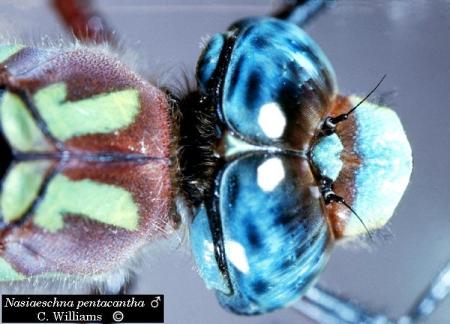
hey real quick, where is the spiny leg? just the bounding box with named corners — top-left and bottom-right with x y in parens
top-left (51, 0), bottom-right (118, 47)
top-left (401, 261), bottom-right (450, 323)
top-left (295, 285), bottom-right (392, 324)
top-left (292, 260), bottom-right (450, 323)
top-left (272, 0), bottom-right (332, 27)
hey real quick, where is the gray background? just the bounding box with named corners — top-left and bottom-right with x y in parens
top-left (0, 1), bottom-right (449, 323)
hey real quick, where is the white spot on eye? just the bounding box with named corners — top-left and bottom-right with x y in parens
top-left (258, 102), bottom-right (286, 139)
top-left (225, 241), bottom-right (249, 274)
top-left (257, 157), bottom-right (285, 192)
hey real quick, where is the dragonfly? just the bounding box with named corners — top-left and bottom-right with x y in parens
top-left (0, 1), bottom-right (449, 323)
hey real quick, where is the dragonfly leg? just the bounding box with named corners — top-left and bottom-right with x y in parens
top-left (293, 260), bottom-right (450, 324)
top-left (294, 285), bottom-right (393, 324)
top-left (400, 261), bottom-right (450, 323)
top-left (272, 0), bottom-right (333, 27)
top-left (51, 0), bottom-right (118, 47)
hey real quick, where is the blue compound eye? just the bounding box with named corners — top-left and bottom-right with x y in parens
top-left (197, 33), bottom-right (226, 92)
top-left (196, 18), bottom-right (337, 150)
top-left (191, 153), bottom-right (331, 314)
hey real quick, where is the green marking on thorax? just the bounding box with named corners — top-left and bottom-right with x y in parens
top-left (0, 257), bottom-right (25, 281)
top-left (0, 91), bottom-right (50, 152)
top-left (0, 161), bottom-right (50, 223)
top-left (33, 83), bottom-right (140, 141)
top-left (34, 175), bottom-right (139, 232)
top-left (0, 44), bottom-right (24, 63)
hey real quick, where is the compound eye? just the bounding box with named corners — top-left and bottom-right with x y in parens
top-left (190, 154), bottom-right (331, 314)
top-left (196, 33), bottom-right (226, 93)
top-left (221, 18), bottom-right (337, 150)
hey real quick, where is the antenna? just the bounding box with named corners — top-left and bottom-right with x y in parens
top-left (340, 199), bottom-right (373, 241)
top-left (322, 75), bottom-right (387, 135)
top-left (326, 192), bottom-right (373, 240)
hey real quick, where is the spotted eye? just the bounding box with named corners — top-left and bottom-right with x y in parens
top-left (191, 14), bottom-right (412, 316)
top-left (191, 153), bottom-right (331, 314)
top-left (197, 18), bottom-right (337, 150)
